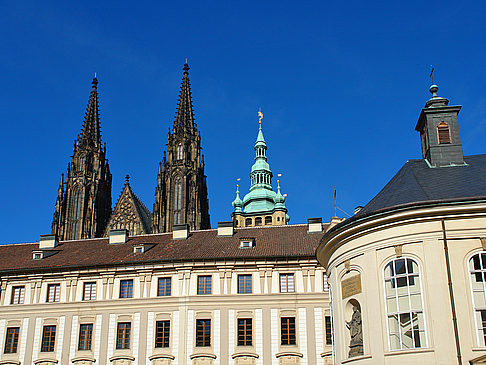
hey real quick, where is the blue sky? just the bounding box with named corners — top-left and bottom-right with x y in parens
top-left (1, 1), bottom-right (486, 244)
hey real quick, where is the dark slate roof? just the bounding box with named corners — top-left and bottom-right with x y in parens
top-left (0, 224), bottom-right (325, 274)
top-left (357, 154), bottom-right (486, 217)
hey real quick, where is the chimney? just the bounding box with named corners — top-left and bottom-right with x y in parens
top-left (39, 234), bottom-right (58, 249)
top-left (173, 224), bottom-right (189, 240)
top-left (109, 229), bottom-right (128, 244)
top-left (326, 216), bottom-right (345, 232)
top-left (217, 221), bottom-right (234, 236)
top-left (307, 218), bottom-right (323, 233)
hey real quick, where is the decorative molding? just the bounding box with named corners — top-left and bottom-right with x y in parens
top-left (275, 352), bottom-right (303, 358)
top-left (148, 354), bottom-right (175, 361)
top-left (232, 352), bottom-right (259, 359)
top-left (189, 353), bottom-right (217, 360)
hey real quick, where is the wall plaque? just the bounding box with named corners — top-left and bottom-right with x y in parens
top-left (341, 274), bottom-right (361, 299)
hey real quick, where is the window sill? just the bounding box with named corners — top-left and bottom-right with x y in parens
top-left (341, 354), bottom-right (372, 363)
top-left (149, 354), bottom-right (175, 361)
top-left (472, 347), bottom-right (486, 352)
top-left (232, 352), bottom-right (259, 359)
top-left (384, 348), bottom-right (434, 356)
top-left (0, 360), bottom-right (21, 365)
top-left (276, 351), bottom-right (303, 358)
top-left (190, 353), bottom-right (217, 360)
top-left (33, 359), bottom-right (58, 365)
top-left (109, 355), bottom-right (135, 362)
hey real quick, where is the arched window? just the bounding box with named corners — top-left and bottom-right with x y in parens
top-left (177, 143), bottom-right (183, 160)
top-left (255, 217), bottom-right (262, 226)
top-left (265, 216), bottom-right (272, 225)
top-left (71, 187), bottom-right (83, 240)
top-left (469, 252), bottom-right (486, 346)
top-left (78, 156), bottom-right (85, 171)
top-left (384, 257), bottom-right (426, 350)
top-left (245, 218), bottom-right (252, 227)
top-left (437, 122), bottom-right (451, 144)
top-left (173, 177), bottom-right (182, 224)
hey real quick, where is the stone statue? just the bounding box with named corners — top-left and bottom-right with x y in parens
top-left (346, 305), bottom-right (363, 357)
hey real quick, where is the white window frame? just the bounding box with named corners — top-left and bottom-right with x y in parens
top-left (468, 251), bottom-right (486, 347)
top-left (382, 257), bottom-right (428, 351)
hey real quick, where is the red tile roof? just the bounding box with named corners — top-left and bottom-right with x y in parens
top-left (0, 224), bottom-right (326, 274)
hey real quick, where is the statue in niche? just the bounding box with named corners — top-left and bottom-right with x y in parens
top-left (346, 305), bottom-right (363, 357)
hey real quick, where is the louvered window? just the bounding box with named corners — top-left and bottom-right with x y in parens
top-left (437, 122), bottom-right (451, 144)
top-left (83, 282), bottom-right (96, 301)
top-left (280, 273), bottom-right (295, 293)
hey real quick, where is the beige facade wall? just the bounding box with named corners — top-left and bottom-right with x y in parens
top-left (0, 259), bottom-right (331, 365)
top-left (317, 202), bottom-right (486, 364)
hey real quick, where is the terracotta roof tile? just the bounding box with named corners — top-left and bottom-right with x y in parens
top-left (0, 224), bottom-right (326, 274)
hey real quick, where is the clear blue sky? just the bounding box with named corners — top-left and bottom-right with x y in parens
top-left (1, 1), bottom-right (485, 244)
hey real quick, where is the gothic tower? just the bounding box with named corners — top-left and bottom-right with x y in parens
top-left (153, 63), bottom-right (210, 232)
top-left (51, 76), bottom-right (112, 240)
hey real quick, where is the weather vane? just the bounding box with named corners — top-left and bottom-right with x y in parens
top-left (258, 108), bottom-right (263, 125)
top-left (430, 65), bottom-right (435, 85)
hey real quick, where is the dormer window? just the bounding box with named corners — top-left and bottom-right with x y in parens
top-left (437, 122), bottom-right (451, 144)
top-left (33, 251), bottom-right (44, 260)
top-left (240, 238), bottom-right (255, 248)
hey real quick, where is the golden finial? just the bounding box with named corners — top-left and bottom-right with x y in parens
top-left (258, 108), bottom-right (263, 125)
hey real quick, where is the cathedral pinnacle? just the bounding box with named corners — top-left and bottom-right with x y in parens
top-left (173, 63), bottom-right (195, 135)
top-left (78, 75), bottom-right (102, 147)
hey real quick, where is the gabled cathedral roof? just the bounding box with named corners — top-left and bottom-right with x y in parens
top-left (106, 175), bottom-right (152, 235)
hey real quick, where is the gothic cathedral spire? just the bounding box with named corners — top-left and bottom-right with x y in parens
top-left (153, 63), bottom-right (210, 232)
top-left (51, 76), bottom-right (112, 240)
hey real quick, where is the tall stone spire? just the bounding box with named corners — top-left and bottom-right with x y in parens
top-left (173, 63), bottom-right (196, 136)
top-left (232, 111), bottom-right (288, 227)
top-left (153, 63), bottom-right (210, 232)
top-left (78, 76), bottom-right (102, 148)
top-left (51, 76), bottom-right (112, 240)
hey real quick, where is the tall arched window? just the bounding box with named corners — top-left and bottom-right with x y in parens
top-left (173, 177), bottom-right (182, 224)
top-left (177, 143), bottom-right (183, 160)
top-left (469, 252), bottom-right (486, 346)
top-left (71, 187), bottom-right (82, 239)
top-left (384, 257), bottom-right (426, 350)
top-left (437, 122), bottom-right (451, 144)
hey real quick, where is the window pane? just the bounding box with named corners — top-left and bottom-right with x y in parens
top-left (11, 286), bottom-right (25, 305)
top-left (47, 284), bottom-right (60, 303)
top-left (237, 318), bottom-right (252, 346)
top-left (197, 276), bottom-right (212, 295)
top-left (78, 324), bottom-right (93, 351)
top-left (41, 325), bottom-right (56, 352)
top-left (158, 277), bottom-right (172, 296)
top-left (4, 327), bottom-right (20, 354)
top-left (384, 258), bottom-right (425, 351)
top-left (116, 323), bottom-right (131, 349)
top-left (155, 320), bottom-right (170, 348)
top-left (238, 275), bottom-right (252, 294)
top-left (120, 280), bottom-right (133, 298)
top-left (196, 319), bottom-right (211, 347)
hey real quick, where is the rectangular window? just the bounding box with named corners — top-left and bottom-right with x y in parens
top-left (11, 286), bottom-right (25, 304)
top-left (325, 316), bottom-right (332, 345)
top-left (323, 273), bottom-right (329, 292)
top-left (238, 275), bottom-right (252, 294)
top-left (237, 318), bottom-right (252, 346)
top-left (41, 325), bottom-right (56, 352)
top-left (157, 277), bottom-right (172, 296)
top-left (4, 327), bottom-right (20, 354)
top-left (155, 320), bottom-right (170, 348)
top-left (197, 276), bottom-right (212, 295)
top-left (116, 322), bottom-right (131, 349)
top-left (119, 279), bottom-right (133, 298)
top-left (78, 323), bottom-right (93, 351)
top-left (196, 319), bottom-right (211, 347)
top-left (281, 317), bottom-right (296, 345)
top-left (280, 273), bottom-right (295, 293)
top-left (83, 282), bottom-right (97, 301)
top-left (47, 284), bottom-right (60, 303)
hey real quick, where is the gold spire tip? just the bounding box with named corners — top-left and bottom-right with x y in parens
top-left (258, 110), bottom-right (263, 125)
